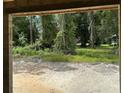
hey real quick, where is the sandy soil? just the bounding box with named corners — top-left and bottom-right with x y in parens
top-left (13, 74), bottom-right (63, 93)
top-left (13, 57), bottom-right (120, 93)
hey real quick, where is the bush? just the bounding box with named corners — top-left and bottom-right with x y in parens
top-left (12, 46), bottom-right (39, 56)
top-left (54, 31), bottom-right (76, 54)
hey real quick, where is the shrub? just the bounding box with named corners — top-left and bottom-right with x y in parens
top-left (12, 46), bottom-right (39, 56)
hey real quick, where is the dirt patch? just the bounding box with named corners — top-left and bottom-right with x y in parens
top-left (13, 58), bottom-right (120, 93)
top-left (13, 73), bottom-right (63, 93)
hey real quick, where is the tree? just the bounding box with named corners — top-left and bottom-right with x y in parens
top-left (12, 16), bottom-right (29, 46)
top-left (29, 16), bottom-right (33, 44)
top-left (74, 13), bottom-right (89, 47)
top-left (12, 16), bottom-right (40, 46)
top-left (88, 11), bottom-right (96, 48)
top-left (29, 16), bottom-right (40, 44)
top-left (96, 10), bottom-right (118, 45)
top-left (54, 14), bottom-right (76, 54)
top-left (18, 32), bottom-right (27, 46)
top-left (41, 15), bottom-right (58, 48)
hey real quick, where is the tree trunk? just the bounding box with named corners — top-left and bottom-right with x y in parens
top-left (61, 14), bottom-right (66, 49)
top-left (88, 11), bottom-right (95, 48)
top-left (30, 16), bottom-right (33, 44)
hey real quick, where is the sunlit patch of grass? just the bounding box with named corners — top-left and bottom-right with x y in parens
top-left (12, 46), bottom-right (39, 56)
top-left (99, 44), bottom-right (118, 49)
top-left (41, 54), bottom-right (69, 62)
top-left (41, 54), bottom-right (118, 63)
top-left (41, 47), bottom-right (119, 63)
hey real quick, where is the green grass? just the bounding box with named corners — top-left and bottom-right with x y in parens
top-left (41, 48), bottom-right (119, 63)
top-left (12, 46), bottom-right (39, 56)
top-left (12, 45), bottom-right (119, 64)
top-left (98, 44), bottom-right (118, 49)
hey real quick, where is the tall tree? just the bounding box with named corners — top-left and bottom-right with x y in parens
top-left (74, 13), bottom-right (89, 47)
top-left (12, 16), bottom-right (29, 46)
top-left (54, 14), bottom-right (76, 54)
top-left (12, 16), bottom-right (40, 46)
top-left (41, 15), bottom-right (58, 48)
top-left (96, 10), bottom-right (118, 45)
top-left (29, 16), bottom-right (33, 44)
top-left (88, 11), bottom-right (96, 48)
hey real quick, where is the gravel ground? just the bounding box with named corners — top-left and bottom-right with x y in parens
top-left (13, 57), bottom-right (120, 93)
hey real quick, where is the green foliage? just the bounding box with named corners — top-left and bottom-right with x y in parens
top-left (12, 10), bottom-right (119, 49)
top-left (53, 31), bottom-right (66, 54)
top-left (94, 10), bottom-right (118, 44)
top-left (41, 54), bottom-right (69, 62)
top-left (28, 39), bottom-right (44, 50)
top-left (12, 46), bottom-right (39, 56)
top-left (12, 16), bottom-right (40, 46)
top-left (74, 13), bottom-right (89, 47)
top-left (18, 32), bottom-right (27, 46)
top-left (12, 10), bottom-right (119, 64)
top-left (41, 47), bottom-right (119, 63)
top-left (54, 14), bottom-right (76, 54)
top-left (13, 16), bottom-right (29, 46)
top-left (12, 45), bottom-right (119, 63)
top-left (41, 15), bottom-right (58, 48)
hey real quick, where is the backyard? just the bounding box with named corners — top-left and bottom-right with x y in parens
top-left (12, 9), bottom-right (120, 93)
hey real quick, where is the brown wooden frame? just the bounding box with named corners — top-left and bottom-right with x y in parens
top-left (3, 0), bottom-right (120, 93)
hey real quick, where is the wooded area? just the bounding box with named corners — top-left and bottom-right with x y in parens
top-left (12, 9), bottom-right (119, 63)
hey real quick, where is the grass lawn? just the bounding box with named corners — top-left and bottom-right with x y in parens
top-left (41, 48), bottom-right (119, 63)
top-left (12, 45), bottom-right (119, 64)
